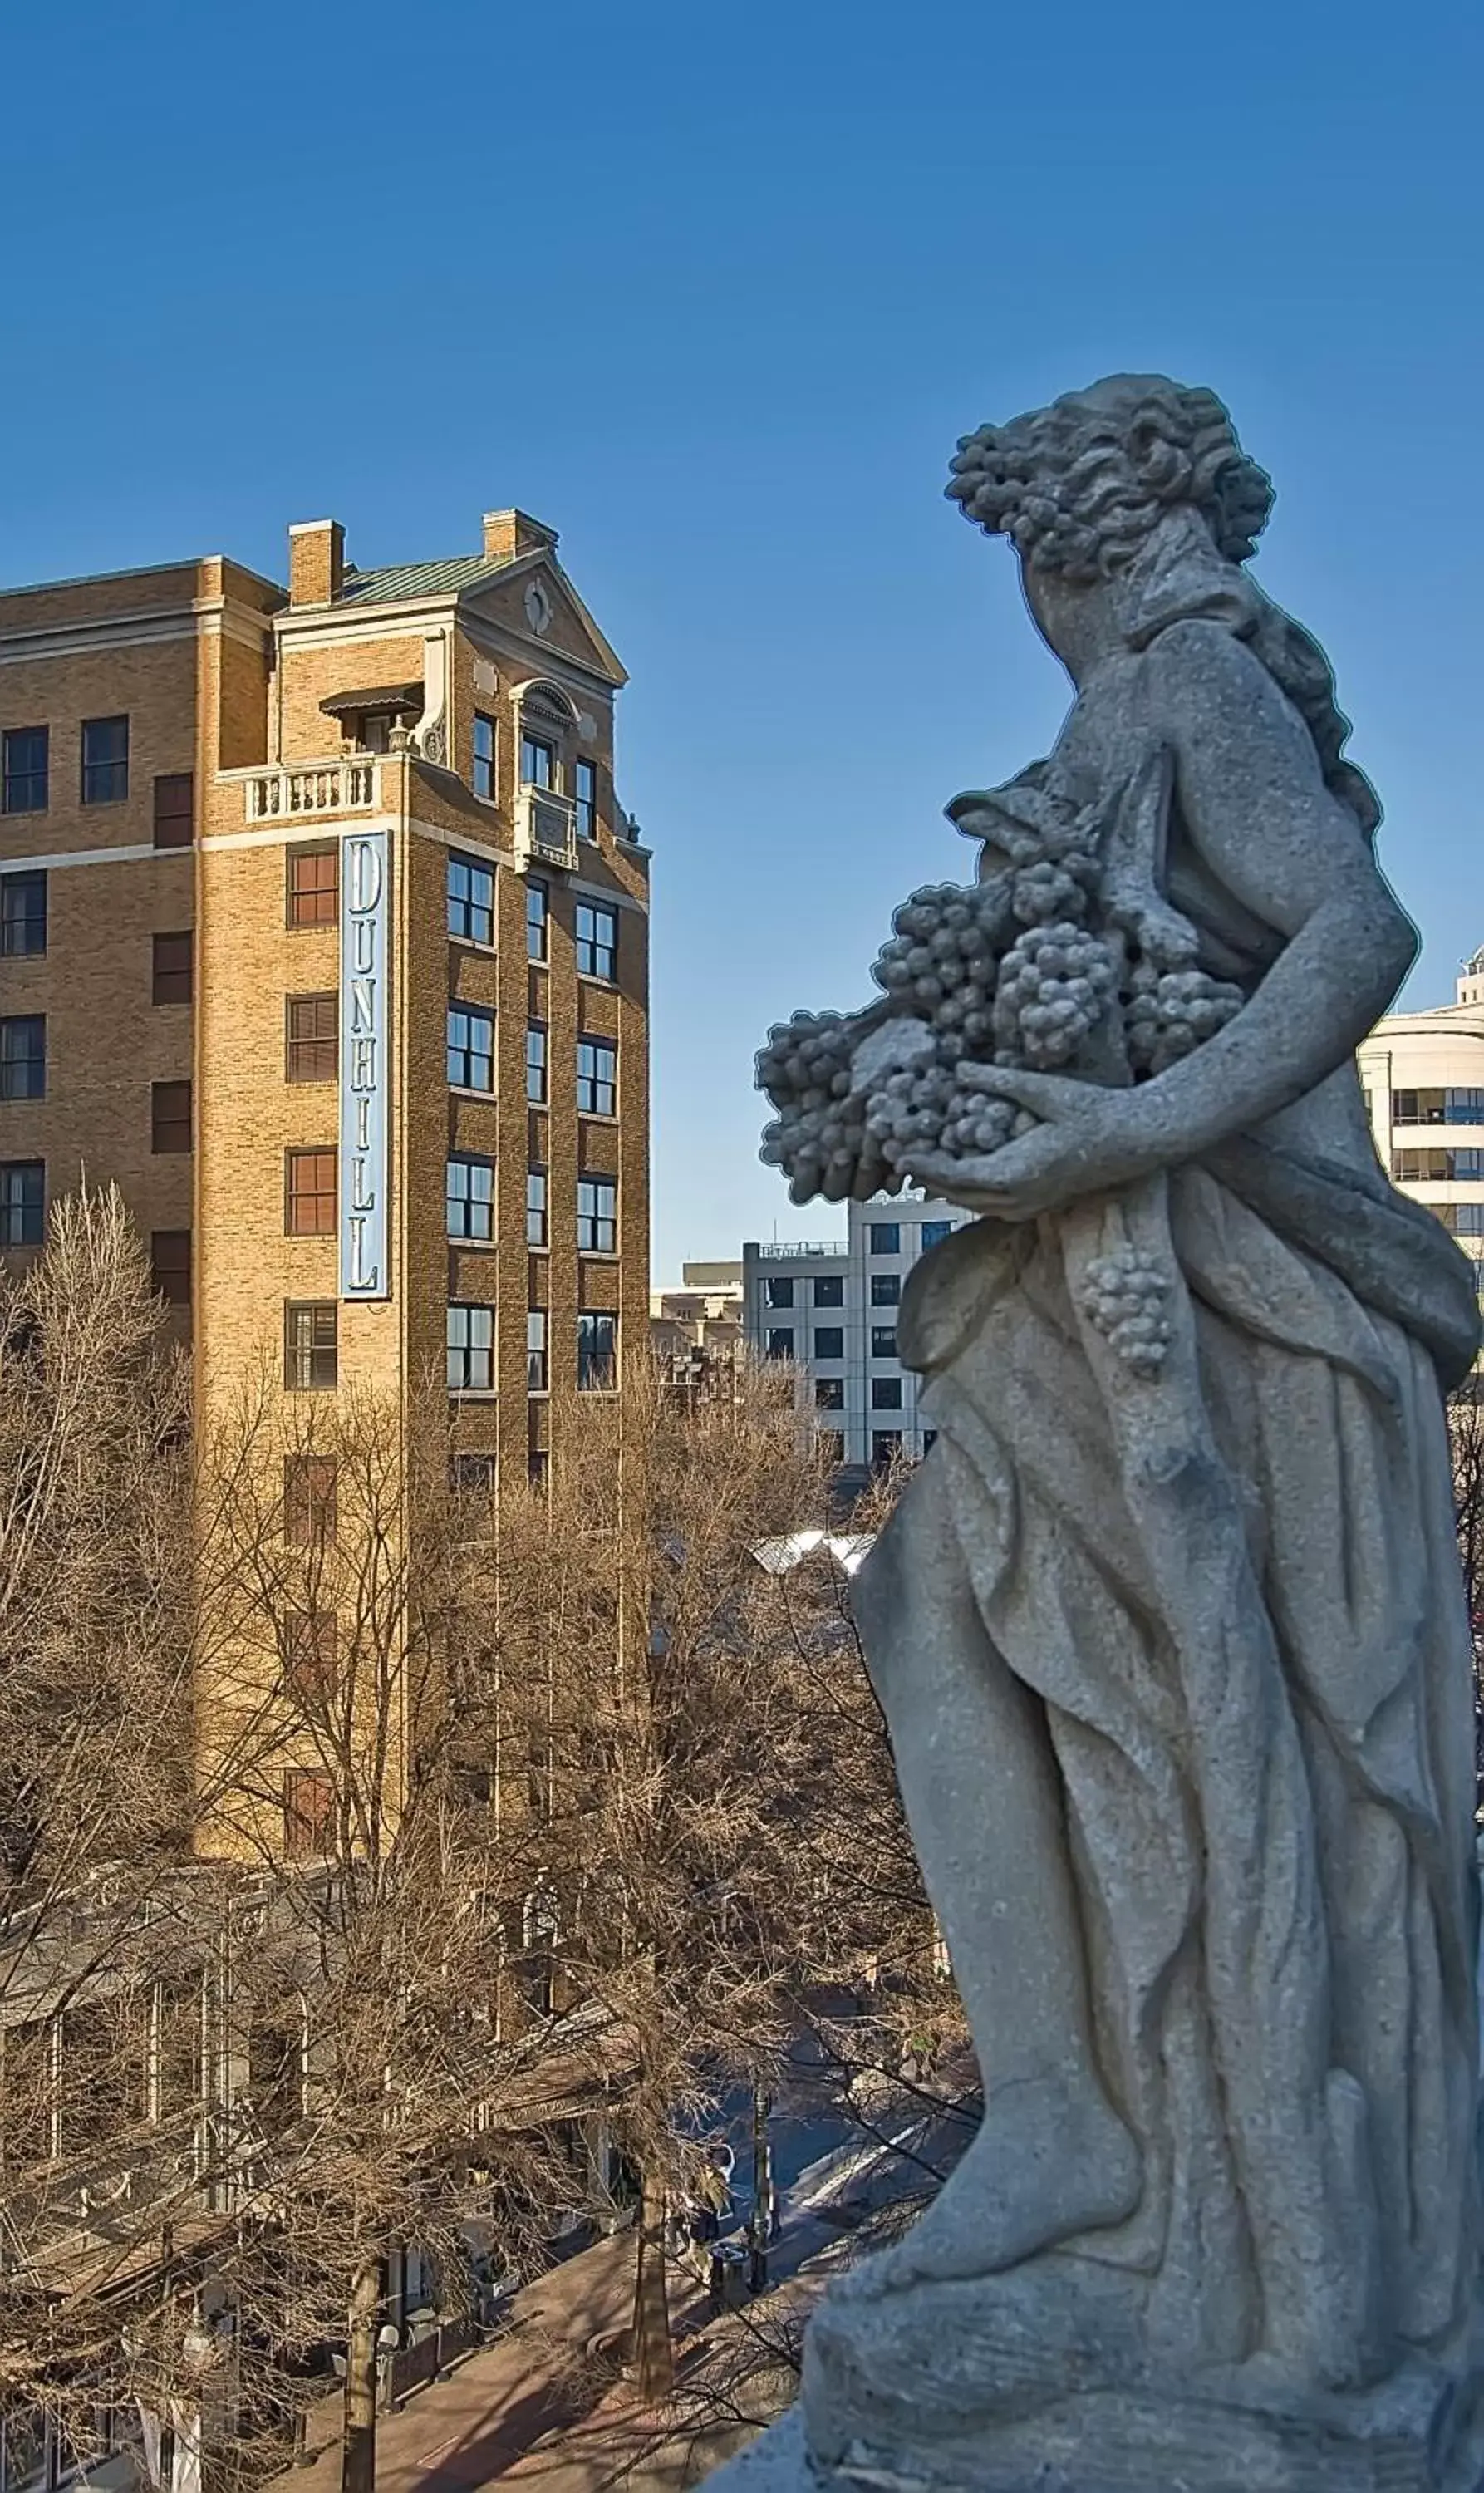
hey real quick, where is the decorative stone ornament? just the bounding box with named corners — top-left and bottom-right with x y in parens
top-left (730, 377), bottom-right (1484, 2491)
top-left (524, 578), bottom-right (552, 634)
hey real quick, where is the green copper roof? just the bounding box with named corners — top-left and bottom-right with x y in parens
top-left (337, 553), bottom-right (512, 605)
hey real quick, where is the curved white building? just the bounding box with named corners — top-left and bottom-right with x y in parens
top-left (1359, 951), bottom-right (1484, 1296)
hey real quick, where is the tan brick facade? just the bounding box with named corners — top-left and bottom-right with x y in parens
top-left (1, 514), bottom-right (650, 1843)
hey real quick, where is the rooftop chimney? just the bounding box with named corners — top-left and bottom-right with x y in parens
top-left (482, 509), bottom-right (558, 564)
top-left (287, 519), bottom-right (345, 607)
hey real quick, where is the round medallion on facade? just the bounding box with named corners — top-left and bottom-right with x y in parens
top-left (524, 580), bottom-right (552, 635)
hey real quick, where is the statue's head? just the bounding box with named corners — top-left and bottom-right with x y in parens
top-left (947, 376), bottom-right (1274, 671)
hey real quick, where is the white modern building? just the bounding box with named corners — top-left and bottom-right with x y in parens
top-left (1359, 951), bottom-right (1484, 1295)
top-left (742, 1193), bottom-right (972, 1467)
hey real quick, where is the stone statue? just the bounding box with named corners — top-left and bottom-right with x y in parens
top-left (747, 378), bottom-right (1484, 2489)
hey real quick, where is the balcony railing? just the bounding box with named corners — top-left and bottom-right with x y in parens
top-left (238, 760), bottom-right (379, 824)
top-left (515, 784), bottom-right (578, 873)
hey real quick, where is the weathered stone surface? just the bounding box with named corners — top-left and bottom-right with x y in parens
top-left (740, 377), bottom-right (1484, 2490)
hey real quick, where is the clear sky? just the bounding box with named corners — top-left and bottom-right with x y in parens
top-left (2, 0), bottom-right (1478, 1282)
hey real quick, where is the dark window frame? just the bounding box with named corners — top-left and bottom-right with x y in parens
top-left (0, 1159), bottom-right (43, 1247)
top-left (574, 756), bottom-right (597, 840)
top-left (527, 1167), bottom-right (548, 1248)
top-left (448, 1302), bottom-right (495, 1393)
top-left (815, 1377), bottom-right (845, 1410)
top-left (285, 991), bottom-right (337, 1081)
top-left (813, 1273), bottom-right (844, 1307)
top-left (447, 1003), bottom-right (495, 1094)
top-left (577, 1310), bottom-right (617, 1391)
top-left (150, 1079), bottom-right (192, 1154)
top-left (472, 711), bottom-right (497, 802)
top-left (872, 1376), bottom-right (904, 1410)
top-left (0, 1016), bottom-right (45, 1101)
top-left (448, 850), bottom-right (495, 946)
top-left (765, 1276), bottom-right (794, 1310)
top-left (526, 878), bottom-right (549, 963)
top-left (813, 1326), bottom-right (844, 1360)
top-left (871, 1325), bottom-right (898, 1360)
top-left (526, 1021), bottom-right (548, 1105)
top-left (577, 1035), bottom-right (617, 1117)
top-left (766, 1327), bottom-right (794, 1360)
top-left (868, 1222), bottom-right (901, 1255)
top-left (527, 1307), bottom-right (548, 1393)
top-left (81, 715), bottom-right (129, 805)
top-left (2, 725), bottom-right (48, 814)
top-left (0, 869), bottom-right (46, 957)
top-left (577, 1175), bottom-right (617, 1255)
top-left (284, 1300), bottom-right (338, 1391)
top-left (446, 1153), bottom-right (495, 1242)
top-left (152, 773), bottom-right (193, 848)
top-left (575, 901), bottom-right (617, 982)
top-left (152, 931), bottom-right (193, 1006)
top-left (150, 1229), bottom-right (190, 1304)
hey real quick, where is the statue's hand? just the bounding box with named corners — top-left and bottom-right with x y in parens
top-left (911, 1068), bottom-right (1157, 1222)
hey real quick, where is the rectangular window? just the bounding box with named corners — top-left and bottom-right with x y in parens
top-left (283, 1610), bottom-right (337, 1703)
top-left (286, 991), bottom-right (337, 1080)
top-left (870, 1272), bottom-right (901, 1306)
top-left (152, 772), bottom-right (193, 848)
top-left (527, 1168), bottom-right (548, 1247)
top-left (576, 901), bottom-right (617, 981)
top-left (921, 1219), bottom-right (954, 1249)
top-left (577, 1177), bottom-right (617, 1254)
top-left (448, 851), bottom-right (495, 945)
top-left (815, 1377), bottom-right (845, 1410)
top-left (1447, 1089), bottom-right (1484, 1124)
top-left (577, 1310), bottom-right (617, 1390)
top-left (150, 1229), bottom-right (190, 1304)
top-left (1393, 1148), bottom-right (1484, 1183)
top-left (152, 932), bottom-right (193, 1006)
top-left (150, 1079), bottom-right (191, 1153)
top-left (2, 725), bottom-right (47, 814)
top-left (0, 1160), bottom-right (43, 1246)
top-left (284, 1301), bottom-right (337, 1391)
top-left (0, 1017), bottom-right (44, 1100)
top-left (765, 1276), bottom-right (794, 1310)
top-left (284, 1454), bottom-right (337, 1546)
top-left (526, 1022), bottom-right (548, 1104)
top-left (868, 1222), bottom-right (901, 1255)
top-left (0, 870), bottom-right (46, 956)
top-left (1453, 1206), bottom-right (1484, 1236)
top-left (448, 1004), bottom-right (495, 1092)
top-left (527, 1308), bottom-right (548, 1392)
top-left (452, 1453), bottom-right (497, 1496)
top-left (872, 1430), bottom-right (902, 1468)
top-left (574, 756), bottom-right (597, 840)
top-left (287, 843), bottom-right (337, 928)
top-left (813, 1326), bottom-right (844, 1360)
top-left (446, 1154), bottom-right (494, 1242)
top-left (766, 1327), bottom-right (794, 1360)
top-left (872, 1326), bottom-right (898, 1359)
top-left (813, 1274), bottom-right (843, 1307)
top-left (520, 732), bottom-right (555, 789)
top-left (285, 1148), bottom-right (336, 1235)
top-left (81, 715), bottom-right (128, 804)
top-left (448, 1303), bottom-right (494, 1392)
top-left (577, 1037), bottom-right (617, 1116)
top-left (472, 712), bottom-right (496, 802)
top-left (526, 878), bottom-right (548, 962)
top-left (283, 1769), bottom-right (334, 1861)
top-left (872, 1377), bottom-right (903, 1409)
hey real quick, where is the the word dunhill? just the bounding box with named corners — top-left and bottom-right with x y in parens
top-left (339, 830), bottom-right (391, 1299)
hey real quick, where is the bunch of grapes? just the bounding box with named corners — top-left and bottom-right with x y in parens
top-left (869, 881), bottom-right (1014, 1053)
top-left (862, 1055), bottom-right (1034, 1175)
top-left (756, 1010), bottom-right (896, 1203)
top-left (1124, 963), bottom-right (1244, 1076)
top-left (991, 922), bottom-right (1118, 1069)
top-left (1079, 1246), bottom-right (1173, 1378)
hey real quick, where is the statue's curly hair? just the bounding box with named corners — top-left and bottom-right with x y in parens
top-left (946, 377), bottom-right (1275, 582)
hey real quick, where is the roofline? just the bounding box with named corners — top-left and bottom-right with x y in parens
top-left (295, 549), bottom-right (628, 689)
top-left (0, 553), bottom-right (285, 604)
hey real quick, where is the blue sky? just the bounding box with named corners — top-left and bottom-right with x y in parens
top-left (2, 0), bottom-right (1478, 1281)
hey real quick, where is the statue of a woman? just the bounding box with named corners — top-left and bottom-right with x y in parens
top-left (784, 379), bottom-right (1484, 2482)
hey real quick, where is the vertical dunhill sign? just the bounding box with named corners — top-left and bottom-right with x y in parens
top-left (339, 830), bottom-right (391, 1300)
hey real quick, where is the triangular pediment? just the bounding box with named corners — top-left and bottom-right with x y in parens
top-left (459, 553), bottom-right (627, 688)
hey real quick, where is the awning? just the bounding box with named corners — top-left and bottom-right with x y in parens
top-left (318, 684), bottom-right (424, 719)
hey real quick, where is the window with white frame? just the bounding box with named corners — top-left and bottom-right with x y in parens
top-left (448, 1303), bottom-right (494, 1392)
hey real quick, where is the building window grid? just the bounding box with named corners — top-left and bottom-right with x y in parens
top-left (0, 1160), bottom-right (43, 1246)
top-left (577, 1310), bottom-right (617, 1391)
top-left (577, 1177), bottom-right (617, 1255)
top-left (526, 1169), bottom-right (548, 1247)
top-left (0, 1017), bottom-right (45, 1101)
top-left (287, 845), bottom-right (337, 929)
top-left (446, 1155), bottom-right (494, 1242)
top-left (150, 1080), bottom-right (192, 1155)
top-left (577, 1037), bottom-right (617, 1117)
top-left (448, 1005), bottom-right (495, 1094)
top-left (448, 852), bottom-right (495, 946)
top-left (526, 1023), bottom-right (548, 1105)
top-left (286, 992), bottom-right (337, 1081)
top-left (284, 1301), bottom-right (338, 1391)
top-left (574, 757), bottom-right (597, 840)
top-left (285, 1148), bottom-right (337, 1236)
top-left (448, 1304), bottom-right (494, 1393)
top-left (2, 726), bottom-right (48, 814)
top-left (0, 870), bottom-right (46, 956)
top-left (472, 712), bottom-right (496, 802)
top-left (81, 716), bottom-right (129, 805)
top-left (576, 902), bottom-right (617, 982)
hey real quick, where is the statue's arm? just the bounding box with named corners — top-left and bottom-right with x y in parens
top-left (1125, 617), bottom-right (1416, 1157)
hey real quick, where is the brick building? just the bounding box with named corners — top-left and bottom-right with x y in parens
top-left (0, 508), bottom-right (648, 1490)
